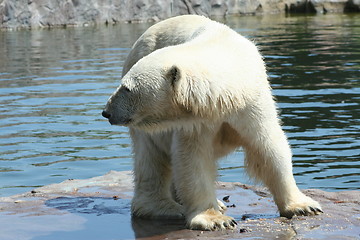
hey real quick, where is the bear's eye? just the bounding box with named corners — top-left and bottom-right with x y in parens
top-left (121, 86), bottom-right (131, 93)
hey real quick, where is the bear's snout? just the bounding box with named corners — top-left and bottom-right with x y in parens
top-left (102, 109), bottom-right (133, 126)
top-left (102, 110), bottom-right (111, 119)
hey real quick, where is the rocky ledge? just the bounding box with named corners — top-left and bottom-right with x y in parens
top-left (0, 171), bottom-right (359, 239)
top-left (1, 0), bottom-right (360, 29)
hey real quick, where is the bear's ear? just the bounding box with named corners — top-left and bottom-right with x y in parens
top-left (166, 65), bottom-right (181, 87)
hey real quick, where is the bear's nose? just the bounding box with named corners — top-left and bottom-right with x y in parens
top-left (102, 110), bottom-right (111, 119)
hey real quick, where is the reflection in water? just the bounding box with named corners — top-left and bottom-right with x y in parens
top-left (0, 14), bottom-right (359, 196)
top-left (131, 217), bottom-right (186, 239)
top-left (0, 212), bottom-right (86, 240)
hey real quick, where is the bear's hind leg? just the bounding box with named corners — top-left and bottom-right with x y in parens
top-left (231, 109), bottom-right (322, 218)
top-left (131, 129), bottom-right (184, 219)
top-left (244, 135), bottom-right (323, 218)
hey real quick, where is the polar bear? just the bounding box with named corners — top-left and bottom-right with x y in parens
top-left (102, 15), bottom-right (322, 231)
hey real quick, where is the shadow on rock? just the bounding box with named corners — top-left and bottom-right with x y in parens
top-left (45, 196), bottom-right (131, 216)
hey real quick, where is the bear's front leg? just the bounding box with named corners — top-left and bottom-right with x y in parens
top-left (171, 130), bottom-right (237, 231)
top-left (131, 129), bottom-right (184, 219)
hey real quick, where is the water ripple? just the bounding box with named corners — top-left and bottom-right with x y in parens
top-left (0, 15), bottom-right (359, 196)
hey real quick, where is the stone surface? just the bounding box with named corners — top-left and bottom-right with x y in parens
top-left (0, 171), bottom-right (359, 239)
top-left (1, 0), bottom-right (360, 29)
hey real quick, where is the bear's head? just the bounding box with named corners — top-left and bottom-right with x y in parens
top-left (103, 53), bottom-right (240, 132)
top-left (103, 56), bottom-right (192, 131)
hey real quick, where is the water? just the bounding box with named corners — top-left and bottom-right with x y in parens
top-left (0, 14), bottom-right (359, 197)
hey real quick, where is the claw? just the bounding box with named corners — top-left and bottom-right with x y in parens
top-left (316, 207), bottom-right (324, 213)
top-left (214, 222), bottom-right (221, 230)
top-left (309, 206), bottom-right (323, 215)
top-left (296, 208), bottom-right (306, 216)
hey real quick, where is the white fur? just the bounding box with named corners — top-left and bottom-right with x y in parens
top-left (104, 15), bottom-right (322, 231)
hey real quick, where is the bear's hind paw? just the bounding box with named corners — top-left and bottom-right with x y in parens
top-left (296, 206), bottom-right (323, 216)
top-left (280, 196), bottom-right (323, 218)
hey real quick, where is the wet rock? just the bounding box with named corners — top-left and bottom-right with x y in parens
top-left (223, 195), bottom-right (230, 202)
top-left (1, 0), bottom-right (360, 29)
top-left (0, 171), bottom-right (359, 239)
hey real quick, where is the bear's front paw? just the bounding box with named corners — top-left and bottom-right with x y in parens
top-left (217, 199), bottom-right (227, 214)
top-left (280, 195), bottom-right (323, 218)
top-left (188, 209), bottom-right (237, 231)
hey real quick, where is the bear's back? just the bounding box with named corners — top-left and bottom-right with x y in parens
top-left (122, 15), bottom-right (213, 76)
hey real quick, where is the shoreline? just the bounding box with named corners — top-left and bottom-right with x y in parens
top-left (0, 171), bottom-right (359, 239)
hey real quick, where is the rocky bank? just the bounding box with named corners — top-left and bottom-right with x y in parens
top-left (1, 0), bottom-right (360, 29)
top-left (0, 171), bottom-right (359, 239)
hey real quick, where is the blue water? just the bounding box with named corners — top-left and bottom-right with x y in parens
top-left (0, 14), bottom-right (359, 197)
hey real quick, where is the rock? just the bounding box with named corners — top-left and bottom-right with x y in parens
top-left (345, 0), bottom-right (360, 12)
top-left (285, 0), bottom-right (350, 14)
top-left (1, 0), bottom-right (360, 29)
top-left (0, 171), bottom-right (359, 239)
